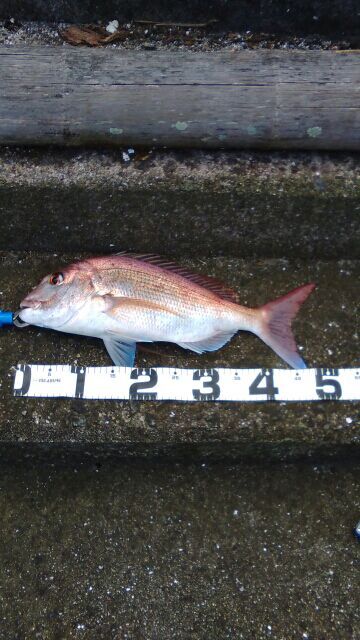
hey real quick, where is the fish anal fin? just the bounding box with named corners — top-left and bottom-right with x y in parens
top-left (177, 330), bottom-right (237, 354)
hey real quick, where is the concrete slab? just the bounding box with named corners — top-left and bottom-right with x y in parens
top-left (0, 252), bottom-right (358, 459)
top-left (0, 459), bottom-right (358, 638)
top-left (1, 1), bottom-right (359, 35)
top-left (0, 149), bottom-right (359, 258)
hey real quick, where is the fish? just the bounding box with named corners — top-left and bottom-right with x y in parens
top-left (17, 253), bottom-right (315, 368)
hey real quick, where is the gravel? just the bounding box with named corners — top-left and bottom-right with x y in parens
top-left (0, 20), bottom-right (358, 50)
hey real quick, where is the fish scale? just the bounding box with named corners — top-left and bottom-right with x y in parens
top-left (92, 264), bottom-right (223, 309)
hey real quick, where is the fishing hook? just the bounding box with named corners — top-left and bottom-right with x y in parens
top-left (13, 309), bottom-right (29, 328)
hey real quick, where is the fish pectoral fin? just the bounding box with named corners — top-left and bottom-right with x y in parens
top-left (102, 296), bottom-right (181, 319)
top-left (103, 337), bottom-right (137, 367)
top-left (177, 331), bottom-right (237, 354)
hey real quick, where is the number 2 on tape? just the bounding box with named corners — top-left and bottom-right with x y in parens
top-left (129, 368), bottom-right (158, 400)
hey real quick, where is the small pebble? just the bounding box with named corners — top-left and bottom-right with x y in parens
top-left (354, 521), bottom-right (360, 540)
top-left (106, 20), bottom-right (119, 34)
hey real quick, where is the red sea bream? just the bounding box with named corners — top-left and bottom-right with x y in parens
top-left (18, 253), bottom-right (315, 368)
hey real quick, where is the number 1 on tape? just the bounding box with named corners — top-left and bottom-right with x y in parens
top-left (13, 365), bottom-right (360, 402)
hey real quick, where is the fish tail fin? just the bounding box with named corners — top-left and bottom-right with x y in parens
top-left (255, 283), bottom-right (316, 368)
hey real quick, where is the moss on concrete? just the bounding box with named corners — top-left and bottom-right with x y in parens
top-left (0, 149), bottom-right (359, 258)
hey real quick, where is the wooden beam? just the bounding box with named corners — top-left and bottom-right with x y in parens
top-left (0, 47), bottom-right (359, 149)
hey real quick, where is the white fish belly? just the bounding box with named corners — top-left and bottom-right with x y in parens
top-left (50, 297), bottom-right (241, 343)
top-left (104, 304), bottom-right (237, 343)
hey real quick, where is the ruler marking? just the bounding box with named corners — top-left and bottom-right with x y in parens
top-left (12, 365), bottom-right (360, 402)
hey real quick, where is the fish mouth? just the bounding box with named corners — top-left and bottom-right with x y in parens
top-left (13, 309), bottom-right (30, 328)
top-left (19, 299), bottom-right (42, 310)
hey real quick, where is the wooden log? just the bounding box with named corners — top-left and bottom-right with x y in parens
top-left (0, 47), bottom-right (359, 149)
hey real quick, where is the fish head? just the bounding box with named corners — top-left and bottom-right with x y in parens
top-left (18, 263), bottom-right (94, 329)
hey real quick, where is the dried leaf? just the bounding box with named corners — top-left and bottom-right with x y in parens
top-left (60, 25), bottom-right (127, 47)
top-left (102, 30), bottom-right (127, 44)
top-left (60, 25), bottom-right (102, 46)
top-left (135, 153), bottom-right (150, 163)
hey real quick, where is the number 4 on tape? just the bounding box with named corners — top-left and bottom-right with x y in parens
top-left (13, 365), bottom-right (360, 402)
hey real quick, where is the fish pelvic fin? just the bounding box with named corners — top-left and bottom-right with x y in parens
top-left (255, 283), bottom-right (316, 369)
top-left (103, 337), bottom-right (136, 367)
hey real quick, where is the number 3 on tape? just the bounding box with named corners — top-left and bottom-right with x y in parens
top-left (192, 369), bottom-right (220, 401)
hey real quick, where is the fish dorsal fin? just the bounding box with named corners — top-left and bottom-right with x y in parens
top-left (114, 252), bottom-right (239, 303)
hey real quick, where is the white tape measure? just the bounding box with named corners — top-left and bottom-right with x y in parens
top-left (13, 365), bottom-right (360, 402)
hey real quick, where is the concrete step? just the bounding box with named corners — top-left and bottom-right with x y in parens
top-left (1, 1), bottom-right (359, 35)
top-left (0, 252), bottom-right (358, 460)
top-left (0, 459), bottom-right (358, 638)
top-left (0, 149), bottom-right (359, 258)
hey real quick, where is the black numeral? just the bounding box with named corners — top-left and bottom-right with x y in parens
top-left (71, 365), bottom-right (86, 398)
top-left (316, 368), bottom-right (342, 400)
top-left (14, 364), bottom-right (32, 397)
top-left (249, 369), bottom-right (279, 400)
top-left (192, 369), bottom-right (220, 401)
top-left (129, 368), bottom-right (158, 400)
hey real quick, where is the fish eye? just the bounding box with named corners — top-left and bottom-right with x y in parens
top-left (49, 272), bottom-right (64, 286)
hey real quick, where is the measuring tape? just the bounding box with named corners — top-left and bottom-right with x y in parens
top-left (13, 365), bottom-right (360, 402)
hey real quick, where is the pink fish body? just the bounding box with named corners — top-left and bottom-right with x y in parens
top-left (18, 253), bottom-right (315, 368)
